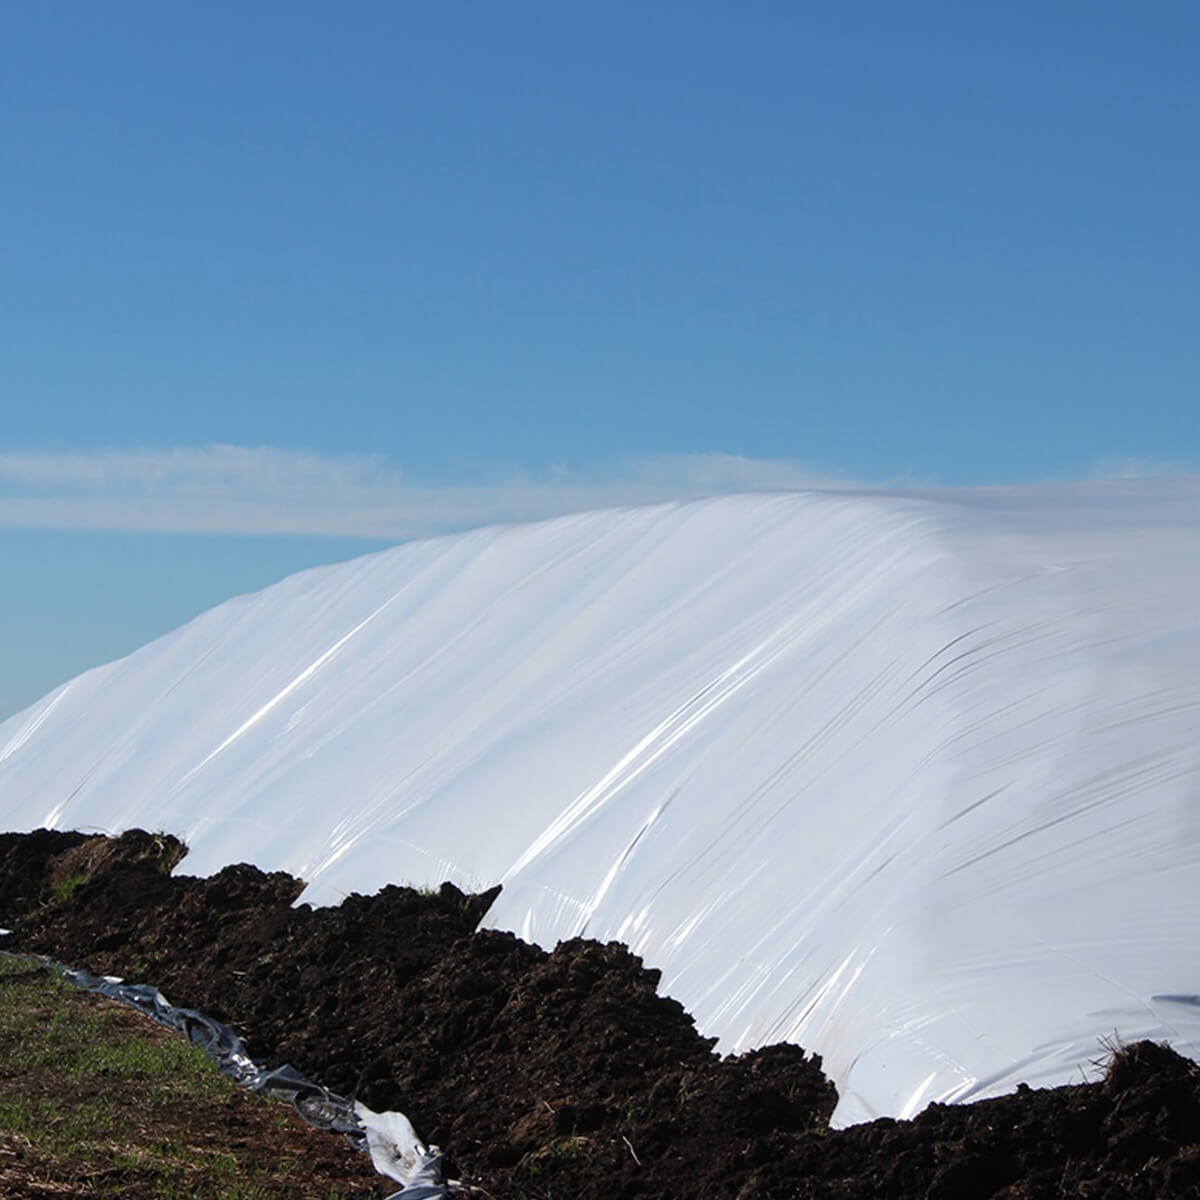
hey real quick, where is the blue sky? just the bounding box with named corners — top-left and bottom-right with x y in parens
top-left (2, 1), bottom-right (1198, 718)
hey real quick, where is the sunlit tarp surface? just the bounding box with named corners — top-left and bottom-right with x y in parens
top-left (2, 482), bottom-right (1199, 1125)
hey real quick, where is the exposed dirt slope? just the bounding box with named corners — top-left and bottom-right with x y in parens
top-left (4, 829), bottom-right (1199, 1200)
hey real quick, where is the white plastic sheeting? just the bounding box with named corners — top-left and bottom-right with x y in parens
top-left (355, 1102), bottom-right (455, 1199)
top-left (1, 481), bottom-right (1199, 1126)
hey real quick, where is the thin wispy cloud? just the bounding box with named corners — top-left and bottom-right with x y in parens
top-left (3, 446), bottom-right (1191, 540)
top-left (1087, 455), bottom-right (1200, 480)
top-left (0, 446), bottom-right (860, 540)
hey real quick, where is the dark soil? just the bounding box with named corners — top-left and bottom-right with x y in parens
top-left (4, 828), bottom-right (1200, 1199)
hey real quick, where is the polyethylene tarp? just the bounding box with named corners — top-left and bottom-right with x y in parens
top-left (1, 481), bottom-right (1199, 1126)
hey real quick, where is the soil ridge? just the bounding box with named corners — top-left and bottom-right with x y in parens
top-left (3, 829), bottom-right (1198, 1199)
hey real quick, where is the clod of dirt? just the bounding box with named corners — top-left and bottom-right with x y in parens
top-left (0, 828), bottom-right (91, 917)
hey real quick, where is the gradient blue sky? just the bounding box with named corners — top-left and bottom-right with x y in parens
top-left (2, 1), bottom-right (1198, 718)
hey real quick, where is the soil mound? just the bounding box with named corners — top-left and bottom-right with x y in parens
top-left (4, 829), bottom-right (1199, 1199)
top-left (0, 828), bottom-right (90, 913)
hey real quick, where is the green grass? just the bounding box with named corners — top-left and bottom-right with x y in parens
top-left (0, 956), bottom-right (376, 1198)
top-left (51, 870), bottom-right (89, 903)
top-left (0, 976), bottom-right (227, 1095)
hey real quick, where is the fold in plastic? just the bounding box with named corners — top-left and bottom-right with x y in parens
top-left (355, 1100), bottom-right (451, 1195)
